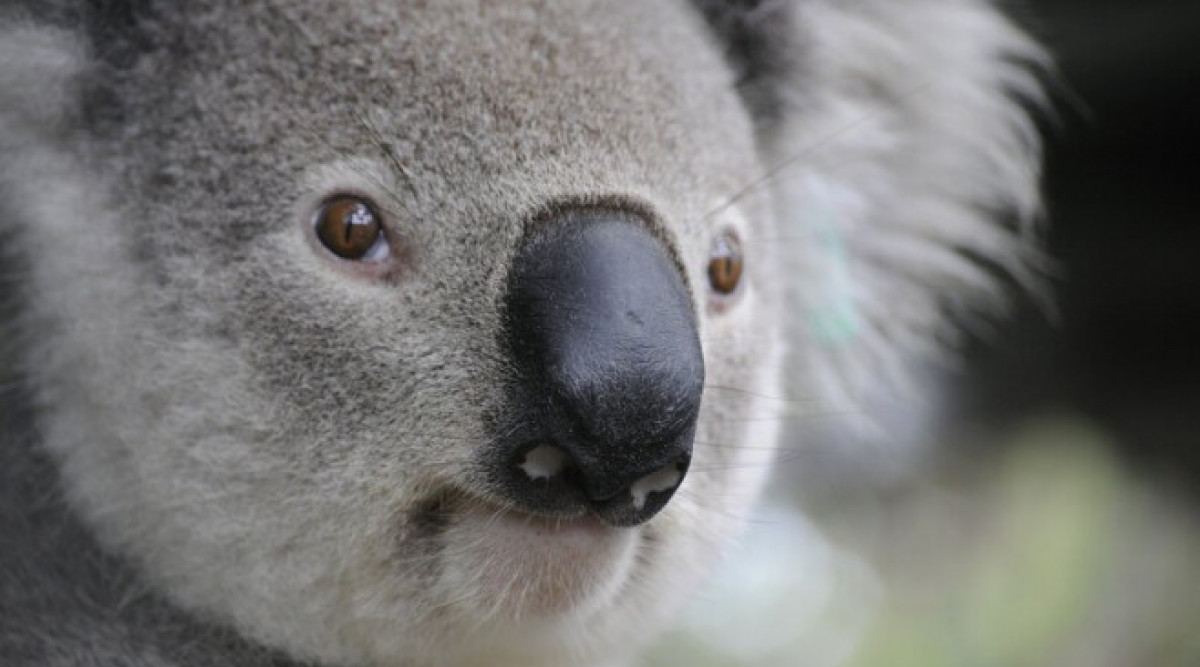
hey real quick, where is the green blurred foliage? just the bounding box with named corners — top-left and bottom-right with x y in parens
top-left (646, 416), bottom-right (1200, 667)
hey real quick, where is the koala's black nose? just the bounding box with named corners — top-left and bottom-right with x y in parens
top-left (498, 217), bottom-right (703, 527)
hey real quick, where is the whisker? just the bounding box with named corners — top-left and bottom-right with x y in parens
top-left (695, 79), bottom-right (935, 226)
top-left (703, 384), bottom-right (818, 404)
top-left (691, 441), bottom-right (781, 452)
top-left (350, 104), bottom-right (421, 202)
top-left (700, 407), bottom-right (867, 422)
top-left (670, 488), bottom-right (777, 525)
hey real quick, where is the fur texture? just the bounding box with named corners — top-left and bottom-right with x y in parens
top-left (0, 1), bottom-right (1045, 666)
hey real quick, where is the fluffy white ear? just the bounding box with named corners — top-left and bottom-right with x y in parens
top-left (760, 0), bottom-right (1049, 442)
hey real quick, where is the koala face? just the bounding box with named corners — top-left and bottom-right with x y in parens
top-left (10, 2), bottom-right (783, 665)
top-left (1, 1), bottom-right (1044, 665)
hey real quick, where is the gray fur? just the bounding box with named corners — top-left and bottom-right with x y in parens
top-left (0, 1), bottom-right (1045, 665)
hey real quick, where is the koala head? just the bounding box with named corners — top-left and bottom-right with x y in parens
top-left (0, 1), bottom-right (1044, 666)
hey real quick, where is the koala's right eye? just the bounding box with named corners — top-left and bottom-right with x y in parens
top-left (313, 196), bottom-right (389, 261)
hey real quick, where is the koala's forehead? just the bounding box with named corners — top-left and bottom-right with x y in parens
top-left (94, 1), bottom-right (765, 444)
top-left (133, 0), bottom-right (757, 232)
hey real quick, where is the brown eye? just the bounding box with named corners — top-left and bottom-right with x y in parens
top-left (314, 196), bottom-right (386, 260)
top-left (708, 231), bottom-right (744, 295)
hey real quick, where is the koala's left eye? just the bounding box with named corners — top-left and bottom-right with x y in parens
top-left (313, 196), bottom-right (389, 261)
top-left (707, 231), bottom-right (744, 296)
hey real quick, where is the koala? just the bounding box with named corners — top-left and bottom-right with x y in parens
top-left (0, 1), bottom-right (1045, 666)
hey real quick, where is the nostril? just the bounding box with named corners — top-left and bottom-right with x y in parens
top-left (519, 443), bottom-right (569, 481)
top-left (498, 441), bottom-right (590, 517)
top-left (587, 450), bottom-right (692, 528)
top-left (506, 435), bottom-right (691, 526)
top-left (505, 437), bottom-right (690, 526)
top-left (629, 462), bottom-right (685, 511)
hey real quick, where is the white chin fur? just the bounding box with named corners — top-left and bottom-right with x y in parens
top-left (439, 500), bottom-right (640, 622)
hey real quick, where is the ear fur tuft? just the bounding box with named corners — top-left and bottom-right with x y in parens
top-left (715, 0), bottom-right (1050, 437)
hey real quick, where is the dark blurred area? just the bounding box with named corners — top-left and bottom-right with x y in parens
top-left (964, 1), bottom-right (1200, 496)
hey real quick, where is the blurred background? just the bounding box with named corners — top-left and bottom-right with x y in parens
top-left (649, 2), bottom-right (1200, 665)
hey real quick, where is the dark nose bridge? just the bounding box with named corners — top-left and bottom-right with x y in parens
top-left (501, 215), bottom-right (704, 526)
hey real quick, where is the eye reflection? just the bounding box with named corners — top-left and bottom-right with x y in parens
top-left (314, 196), bottom-right (387, 261)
